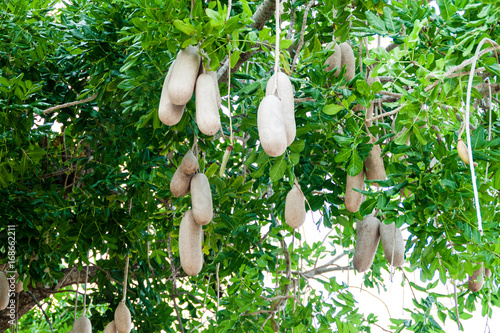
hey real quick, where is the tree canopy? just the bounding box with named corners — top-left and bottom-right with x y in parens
top-left (1, 0), bottom-right (500, 332)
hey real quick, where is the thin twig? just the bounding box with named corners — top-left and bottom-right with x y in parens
top-left (259, 295), bottom-right (296, 302)
top-left (167, 232), bottom-right (185, 333)
top-left (43, 92), bottom-right (98, 115)
top-left (425, 45), bottom-right (500, 93)
top-left (90, 264), bottom-right (135, 294)
top-left (451, 279), bottom-right (461, 331)
top-left (372, 322), bottom-right (393, 333)
top-left (366, 104), bottom-right (405, 123)
top-left (53, 265), bottom-right (75, 291)
top-left (172, 281), bottom-right (185, 333)
top-left (348, 285), bottom-right (391, 318)
top-left (286, 1), bottom-right (296, 41)
top-left (379, 90), bottom-right (403, 98)
top-left (296, 265), bottom-right (353, 278)
top-left (27, 290), bottom-right (54, 333)
top-left (290, 0), bottom-right (314, 74)
top-left (402, 270), bottom-right (417, 300)
top-left (246, 309), bottom-right (276, 316)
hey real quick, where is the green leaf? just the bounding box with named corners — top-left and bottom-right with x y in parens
top-left (205, 163), bottom-right (218, 179)
top-left (412, 125), bottom-right (427, 145)
top-left (428, 316), bottom-right (442, 330)
top-left (27, 145), bottom-right (46, 164)
top-left (237, 81), bottom-right (260, 95)
top-left (334, 148), bottom-right (351, 163)
top-left (270, 155), bottom-right (286, 182)
top-left (395, 128), bottom-right (410, 146)
top-left (360, 198), bottom-right (376, 216)
top-left (383, 7), bottom-right (400, 32)
top-left (289, 152), bottom-right (300, 165)
top-left (173, 20), bottom-right (196, 35)
top-left (241, 0), bottom-right (252, 16)
top-left (230, 50), bottom-right (241, 68)
top-left (289, 140), bottom-right (305, 153)
top-left (131, 17), bottom-right (147, 30)
top-left (356, 80), bottom-right (371, 96)
top-left (119, 56), bottom-right (139, 73)
top-left (436, 0), bottom-right (457, 21)
top-left (322, 104), bottom-right (344, 115)
top-left (280, 39), bottom-right (293, 49)
top-left (365, 11), bottom-right (387, 34)
top-left (0, 77), bottom-right (9, 87)
top-left (347, 150), bottom-right (363, 177)
top-left (494, 169), bottom-right (500, 190)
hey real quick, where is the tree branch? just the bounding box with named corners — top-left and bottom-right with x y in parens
top-left (42, 92), bottom-right (98, 115)
top-left (250, 0), bottom-right (276, 30)
top-left (217, 0), bottom-right (276, 82)
top-left (0, 266), bottom-right (99, 331)
top-left (386, 43), bottom-right (399, 53)
top-left (26, 290), bottom-right (54, 333)
top-left (290, 0), bottom-right (315, 74)
top-left (298, 265), bottom-right (353, 278)
top-left (366, 104), bottom-right (405, 123)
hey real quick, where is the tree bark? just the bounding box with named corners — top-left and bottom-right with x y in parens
top-left (0, 267), bottom-right (98, 331)
top-left (217, 0), bottom-right (276, 82)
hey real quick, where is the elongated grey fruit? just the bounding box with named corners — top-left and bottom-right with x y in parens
top-left (380, 222), bottom-right (404, 267)
top-left (72, 316), bottom-right (92, 333)
top-left (266, 72), bottom-right (296, 146)
top-left (168, 45), bottom-right (201, 105)
top-left (195, 73), bottom-right (221, 136)
top-left (0, 271), bottom-right (8, 310)
top-left (325, 43), bottom-right (342, 76)
top-left (208, 71), bottom-right (221, 109)
top-left (353, 215), bottom-right (381, 273)
top-left (285, 184), bottom-right (306, 229)
top-left (364, 138), bottom-right (386, 186)
top-left (179, 210), bottom-right (203, 276)
top-left (103, 320), bottom-right (117, 333)
top-left (339, 42), bottom-right (355, 81)
top-left (345, 170), bottom-right (365, 213)
top-left (468, 264), bottom-right (486, 292)
top-left (115, 301), bottom-right (132, 333)
top-left (170, 150), bottom-right (199, 197)
top-left (191, 173), bottom-right (213, 226)
top-left (159, 60), bottom-right (185, 126)
top-left (257, 94), bottom-right (287, 157)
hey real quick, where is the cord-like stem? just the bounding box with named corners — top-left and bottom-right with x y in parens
top-left (226, 0), bottom-right (232, 21)
top-left (274, 0), bottom-right (280, 77)
top-left (485, 80), bottom-right (493, 184)
top-left (227, 47), bottom-right (233, 146)
top-left (122, 255), bottom-right (130, 302)
top-left (464, 38), bottom-right (499, 236)
top-left (389, 225), bottom-right (396, 282)
top-left (83, 264), bottom-right (89, 315)
top-left (216, 262), bottom-right (220, 319)
top-left (74, 268), bottom-right (80, 321)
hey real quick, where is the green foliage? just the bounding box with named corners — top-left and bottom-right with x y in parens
top-left (0, 0), bottom-right (500, 332)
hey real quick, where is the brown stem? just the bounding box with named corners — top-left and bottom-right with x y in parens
top-left (290, 0), bottom-right (315, 75)
top-left (43, 92), bottom-right (98, 115)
